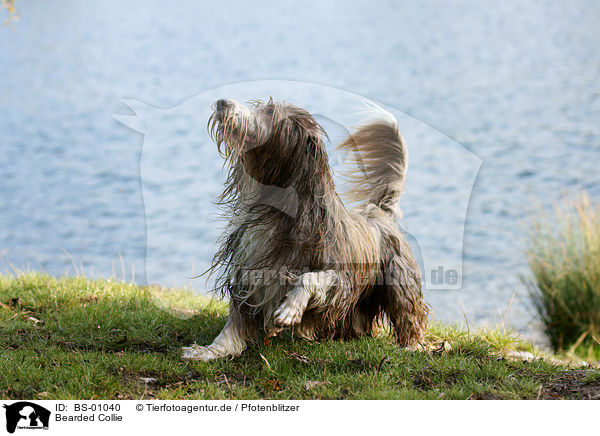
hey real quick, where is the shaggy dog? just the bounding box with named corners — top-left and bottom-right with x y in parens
top-left (182, 98), bottom-right (428, 361)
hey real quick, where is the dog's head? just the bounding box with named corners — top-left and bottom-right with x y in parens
top-left (209, 98), bottom-right (329, 188)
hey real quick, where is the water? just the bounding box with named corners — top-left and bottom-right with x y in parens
top-left (1, 0), bottom-right (599, 341)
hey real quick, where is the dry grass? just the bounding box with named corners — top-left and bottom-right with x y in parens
top-left (525, 192), bottom-right (600, 358)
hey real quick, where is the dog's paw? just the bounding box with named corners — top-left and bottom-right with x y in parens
top-left (273, 295), bottom-right (307, 326)
top-left (181, 344), bottom-right (221, 361)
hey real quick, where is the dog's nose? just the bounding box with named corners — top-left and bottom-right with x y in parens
top-left (216, 99), bottom-right (231, 110)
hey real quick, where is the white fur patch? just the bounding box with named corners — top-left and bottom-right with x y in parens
top-left (273, 270), bottom-right (337, 326)
top-left (181, 315), bottom-right (247, 361)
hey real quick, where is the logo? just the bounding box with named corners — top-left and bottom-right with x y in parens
top-left (2, 402), bottom-right (50, 434)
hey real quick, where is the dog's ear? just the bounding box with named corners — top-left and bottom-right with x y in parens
top-left (296, 113), bottom-right (325, 139)
top-left (300, 115), bottom-right (329, 161)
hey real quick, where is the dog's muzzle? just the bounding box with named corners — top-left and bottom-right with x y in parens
top-left (216, 99), bottom-right (232, 111)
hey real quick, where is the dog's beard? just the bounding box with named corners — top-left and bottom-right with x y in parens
top-left (208, 108), bottom-right (260, 163)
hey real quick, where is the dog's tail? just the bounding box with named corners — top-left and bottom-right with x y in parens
top-left (338, 104), bottom-right (407, 217)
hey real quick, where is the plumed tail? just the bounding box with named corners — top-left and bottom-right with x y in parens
top-left (338, 109), bottom-right (407, 217)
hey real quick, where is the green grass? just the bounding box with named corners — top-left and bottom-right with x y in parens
top-left (0, 273), bottom-right (597, 400)
top-left (525, 192), bottom-right (600, 358)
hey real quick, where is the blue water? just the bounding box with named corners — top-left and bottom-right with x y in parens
top-left (1, 0), bottom-right (599, 341)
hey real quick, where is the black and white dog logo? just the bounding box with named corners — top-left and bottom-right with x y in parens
top-left (3, 402), bottom-right (50, 433)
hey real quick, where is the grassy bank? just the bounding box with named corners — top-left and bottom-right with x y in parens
top-left (526, 192), bottom-right (600, 359)
top-left (1, 273), bottom-right (598, 400)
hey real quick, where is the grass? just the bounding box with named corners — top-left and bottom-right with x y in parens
top-left (1, 273), bottom-right (598, 400)
top-left (525, 192), bottom-right (600, 359)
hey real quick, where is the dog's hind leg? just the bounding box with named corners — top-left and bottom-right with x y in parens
top-left (181, 306), bottom-right (255, 361)
top-left (383, 255), bottom-right (428, 347)
top-left (273, 270), bottom-right (338, 327)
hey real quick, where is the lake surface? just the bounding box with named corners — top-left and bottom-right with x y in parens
top-left (1, 0), bottom-right (599, 341)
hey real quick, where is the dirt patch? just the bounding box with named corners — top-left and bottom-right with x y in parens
top-left (541, 370), bottom-right (600, 400)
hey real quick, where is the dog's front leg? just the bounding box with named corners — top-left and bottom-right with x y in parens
top-left (182, 307), bottom-right (253, 361)
top-left (273, 270), bottom-right (338, 326)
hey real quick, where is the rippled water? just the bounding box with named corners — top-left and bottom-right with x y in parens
top-left (1, 0), bottom-right (599, 340)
